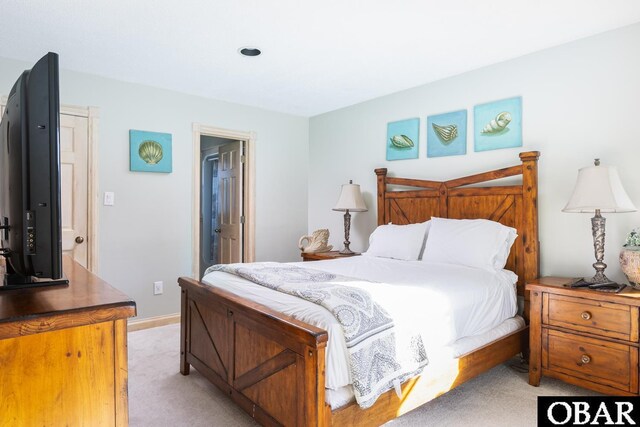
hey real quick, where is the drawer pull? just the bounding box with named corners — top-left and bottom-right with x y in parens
top-left (581, 311), bottom-right (592, 320)
top-left (580, 354), bottom-right (591, 364)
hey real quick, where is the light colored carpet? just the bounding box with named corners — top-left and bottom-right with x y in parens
top-left (128, 324), bottom-right (597, 427)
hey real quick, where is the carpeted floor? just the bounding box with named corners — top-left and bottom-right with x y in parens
top-left (128, 323), bottom-right (598, 426)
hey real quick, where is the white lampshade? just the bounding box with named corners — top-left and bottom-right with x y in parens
top-left (563, 161), bottom-right (636, 213)
top-left (333, 181), bottom-right (368, 212)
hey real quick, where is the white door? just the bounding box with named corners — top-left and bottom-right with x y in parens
top-left (217, 141), bottom-right (243, 264)
top-left (59, 114), bottom-right (89, 268)
top-left (0, 103), bottom-right (90, 269)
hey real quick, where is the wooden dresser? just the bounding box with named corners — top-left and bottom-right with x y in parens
top-left (528, 277), bottom-right (640, 395)
top-left (0, 257), bottom-right (136, 426)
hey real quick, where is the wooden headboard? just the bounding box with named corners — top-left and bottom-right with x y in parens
top-left (375, 151), bottom-right (540, 294)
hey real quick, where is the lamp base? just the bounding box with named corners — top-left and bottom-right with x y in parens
top-left (586, 271), bottom-right (615, 286)
top-left (576, 209), bottom-right (626, 292)
top-left (340, 210), bottom-right (353, 255)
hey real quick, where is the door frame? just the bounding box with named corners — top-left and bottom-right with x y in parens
top-left (1, 97), bottom-right (99, 273)
top-left (192, 123), bottom-right (256, 278)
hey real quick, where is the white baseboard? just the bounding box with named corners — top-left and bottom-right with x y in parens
top-left (128, 313), bottom-right (180, 332)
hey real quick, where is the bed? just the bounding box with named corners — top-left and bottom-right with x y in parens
top-left (178, 151), bottom-right (540, 426)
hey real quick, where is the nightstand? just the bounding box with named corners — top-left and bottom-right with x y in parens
top-left (527, 277), bottom-right (640, 395)
top-left (300, 251), bottom-right (360, 262)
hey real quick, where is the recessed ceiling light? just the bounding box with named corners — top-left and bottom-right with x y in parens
top-left (239, 47), bottom-right (261, 57)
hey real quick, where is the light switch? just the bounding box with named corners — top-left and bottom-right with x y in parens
top-left (103, 192), bottom-right (115, 206)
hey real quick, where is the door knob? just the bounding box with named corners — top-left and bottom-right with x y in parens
top-left (214, 229), bottom-right (222, 233)
top-left (75, 236), bottom-right (85, 244)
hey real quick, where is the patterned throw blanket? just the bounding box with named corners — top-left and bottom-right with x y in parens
top-left (206, 262), bottom-right (428, 408)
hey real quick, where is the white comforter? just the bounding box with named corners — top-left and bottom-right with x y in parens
top-left (201, 255), bottom-right (518, 391)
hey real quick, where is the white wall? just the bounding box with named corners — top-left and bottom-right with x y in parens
top-left (2, 22), bottom-right (638, 319)
top-left (0, 57), bottom-right (309, 319)
top-left (309, 23), bottom-right (640, 284)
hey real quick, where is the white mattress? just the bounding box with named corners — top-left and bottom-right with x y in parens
top-left (202, 256), bottom-right (519, 392)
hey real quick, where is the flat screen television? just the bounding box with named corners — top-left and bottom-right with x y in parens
top-left (0, 52), bottom-right (67, 288)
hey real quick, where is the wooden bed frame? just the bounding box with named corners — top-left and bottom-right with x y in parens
top-left (178, 151), bottom-right (540, 426)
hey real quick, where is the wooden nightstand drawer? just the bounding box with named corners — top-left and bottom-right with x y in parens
top-left (543, 329), bottom-right (638, 393)
top-left (544, 294), bottom-right (638, 342)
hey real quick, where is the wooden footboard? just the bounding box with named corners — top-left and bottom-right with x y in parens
top-left (180, 276), bottom-right (527, 427)
top-left (179, 277), bottom-right (330, 426)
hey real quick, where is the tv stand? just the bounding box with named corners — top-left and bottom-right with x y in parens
top-left (0, 256), bottom-right (136, 425)
top-left (1, 272), bottom-right (69, 289)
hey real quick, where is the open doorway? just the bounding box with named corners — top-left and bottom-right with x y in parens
top-left (199, 136), bottom-right (242, 277)
top-left (192, 124), bottom-right (255, 279)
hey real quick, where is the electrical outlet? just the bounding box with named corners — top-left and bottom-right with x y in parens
top-left (103, 192), bottom-right (115, 206)
top-left (153, 281), bottom-right (163, 295)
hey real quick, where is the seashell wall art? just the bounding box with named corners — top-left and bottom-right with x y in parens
top-left (386, 118), bottom-right (419, 160)
top-left (427, 110), bottom-right (467, 158)
top-left (474, 96), bottom-right (522, 152)
top-left (130, 129), bottom-right (173, 173)
top-left (480, 111), bottom-right (511, 134)
top-left (389, 134), bottom-right (415, 149)
top-left (432, 124), bottom-right (458, 143)
top-left (138, 140), bottom-right (164, 164)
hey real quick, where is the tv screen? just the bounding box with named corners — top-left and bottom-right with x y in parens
top-left (0, 52), bottom-right (67, 287)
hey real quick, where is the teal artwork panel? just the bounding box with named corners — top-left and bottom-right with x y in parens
top-left (386, 118), bottom-right (419, 161)
top-left (130, 130), bottom-right (172, 173)
top-left (427, 110), bottom-right (467, 158)
top-left (474, 96), bottom-right (522, 152)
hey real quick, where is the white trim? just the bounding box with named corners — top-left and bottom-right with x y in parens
top-left (192, 124), bottom-right (256, 278)
top-left (60, 104), bottom-right (93, 118)
top-left (128, 313), bottom-right (180, 331)
top-left (87, 107), bottom-right (100, 273)
top-left (245, 132), bottom-right (256, 264)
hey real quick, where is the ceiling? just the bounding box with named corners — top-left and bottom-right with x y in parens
top-left (1, 1), bottom-right (640, 117)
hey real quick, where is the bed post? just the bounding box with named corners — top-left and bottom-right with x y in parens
top-left (519, 151), bottom-right (540, 284)
top-left (180, 287), bottom-right (190, 375)
top-left (375, 168), bottom-right (388, 226)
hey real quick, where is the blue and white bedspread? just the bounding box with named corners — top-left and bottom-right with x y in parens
top-left (206, 262), bottom-right (428, 408)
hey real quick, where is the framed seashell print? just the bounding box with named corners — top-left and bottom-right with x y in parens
top-left (129, 129), bottom-right (172, 173)
top-left (426, 110), bottom-right (467, 158)
top-left (386, 118), bottom-right (419, 161)
top-left (474, 96), bottom-right (522, 152)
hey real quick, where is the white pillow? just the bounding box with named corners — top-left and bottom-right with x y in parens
top-left (421, 217), bottom-right (517, 271)
top-left (363, 221), bottom-right (431, 261)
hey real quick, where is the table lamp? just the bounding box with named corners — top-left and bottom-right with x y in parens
top-left (563, 159), bottom-right (636, 287)
top-left (333, 180), bottom-right (368, 254)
